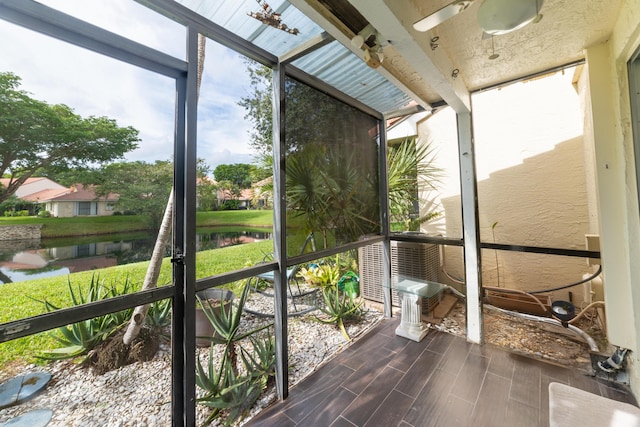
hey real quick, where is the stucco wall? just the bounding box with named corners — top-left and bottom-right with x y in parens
top-left (53, 201), bottom-right (75, 218)
top-left (96, 201), bottom-right (115, 216)
top-left (439, 137), bottom-right (594, 303)
top-left (46, 201), bottom-right (114, 217)
top-left (416, 72), bottom-right (596, 305)
top-left (586, 0), bottom-right (640, 398)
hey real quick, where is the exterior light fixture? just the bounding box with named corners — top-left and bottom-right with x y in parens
top-left (478, 0), bottom-right (544, 36)
top-left (351, 24), bottom-right (385, 69)
top-left (414, 0), bottom-right (543, 35)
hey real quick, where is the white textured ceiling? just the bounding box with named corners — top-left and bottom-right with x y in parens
top-left (418, 0), bottom-right (620, 91)
top-left (299, 0), bottom-right (622, 111)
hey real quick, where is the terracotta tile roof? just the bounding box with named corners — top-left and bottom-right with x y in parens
top-left (22, 188), bottom-right (70, 202)
top-left (241, 188), bottom-right (253, 200)
top-left (253, 176), bottom-right (272, 187)
top-left (23, 184), bottom-right (118, 202)
top-left (0, 177), bottom-right (47, 187)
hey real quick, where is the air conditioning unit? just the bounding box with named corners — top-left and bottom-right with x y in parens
top-left (359, 241), bottom-right (440, 312)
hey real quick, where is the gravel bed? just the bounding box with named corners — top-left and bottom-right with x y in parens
top-left (0, 292), bottom-right (599, 426)
top-left (0, 292), bottom-right (384, 427)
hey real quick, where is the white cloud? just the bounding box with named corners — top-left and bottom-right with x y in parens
top-left (0, 0), bottom-right (257, 169)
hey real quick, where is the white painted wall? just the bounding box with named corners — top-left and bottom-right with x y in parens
top-left (417, 71), bottom-right (597, 306)
top-left (586, 0), bottom-right (640, 397)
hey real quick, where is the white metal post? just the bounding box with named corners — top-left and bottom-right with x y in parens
top-left (457, 111), bottom-right (483, 344)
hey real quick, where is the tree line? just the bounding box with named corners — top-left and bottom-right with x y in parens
top-left (0, 71), bottom-right (271, 228)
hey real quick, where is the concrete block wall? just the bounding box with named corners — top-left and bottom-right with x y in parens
top-left (0, 224), bottom-right (42, 242)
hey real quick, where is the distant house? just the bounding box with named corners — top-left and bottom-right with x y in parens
top-left (197, 176), bottom-right (270, 210)
top-left (250, 177), bottom-right (272, 209)
top-left (218, 176), bottom-right (272, 210)
top-left (5, 178), bottom-right (119, 217)
top-left (26, 184), bottom-right (118, 217)
top-left (217, 186), bottom-right (252, 209)
top-left (0, 177), bottom-right (66, 199)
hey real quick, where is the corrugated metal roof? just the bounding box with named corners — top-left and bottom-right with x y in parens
top-left (176, 0), bottom-right (323, 56)
top-left (175, 0), bottom-right (413, 114)
top-left (292, 41), bottom-right (412, 112)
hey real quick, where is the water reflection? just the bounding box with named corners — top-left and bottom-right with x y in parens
top-left (0, 229), bottom-right (271, 284)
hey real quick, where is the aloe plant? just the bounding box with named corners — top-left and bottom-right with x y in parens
top-left (239, 332), bottom-right (276, 381)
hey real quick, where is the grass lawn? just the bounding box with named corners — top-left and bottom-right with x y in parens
top-left (196, 210), bottom-right (273, 228)
top-left (0, 240), bottom-right (274, 369)
top-left (0, 210), bottom-right (274, 238)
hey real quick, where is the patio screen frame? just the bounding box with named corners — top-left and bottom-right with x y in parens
top-left (0, 0), bottom-right (392, 425)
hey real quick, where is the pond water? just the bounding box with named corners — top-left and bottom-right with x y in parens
top-left (0, 228), bottom-right (271, 284)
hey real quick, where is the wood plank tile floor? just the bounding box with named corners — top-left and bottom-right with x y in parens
top-left (246, 318), bottom-right (637, 427)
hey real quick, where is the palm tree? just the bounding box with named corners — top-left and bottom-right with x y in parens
top-left (123, 34), bottom-right (207, 345)
top-left (286, 144), bottom-right (379, 248)
top-left (387, 137), bottom-right (442, 231)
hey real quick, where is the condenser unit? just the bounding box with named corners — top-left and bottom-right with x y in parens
top-left (359, 240), bottom-right (440, 312)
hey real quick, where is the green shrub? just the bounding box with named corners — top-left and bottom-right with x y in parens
top-left (37, 210), bottom-right (51, 218)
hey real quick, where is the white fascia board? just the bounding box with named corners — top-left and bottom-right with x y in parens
top-left (348, 0), bottom-right (471, 113)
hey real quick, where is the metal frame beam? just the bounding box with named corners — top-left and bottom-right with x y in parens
top-left (172, 74), bottom-right (187, 427)
top-left (0, 0), bottom-right (186, 78)
top-left (272, 63), bottom-right (289, 400)
top-left (280, 31), bottom-right (333, 64)
top-left (0, 286), bottom-right (174, 343)
top-left (137, 0), bottom-right (278, 67)
top-left (377, 122), bottom-right (393, 318)
top-left (178, 24), bottom-right (200, 427)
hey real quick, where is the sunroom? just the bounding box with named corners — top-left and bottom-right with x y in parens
top-left (1, 0), bottom-right (640, 426)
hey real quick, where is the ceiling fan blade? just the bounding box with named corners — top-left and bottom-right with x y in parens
top-left (413, 0), bottom-right (475, 32)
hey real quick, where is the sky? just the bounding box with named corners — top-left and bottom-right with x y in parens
top-left (0, 0), bottom-right (256, 171)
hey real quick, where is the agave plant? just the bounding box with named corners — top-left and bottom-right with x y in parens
top-left (239, 332), bottom-right (276, 381)
top-left (146, 298), bottom-right (172, 342)
top-left (195, 281), bottom-right (275, 425)
top-left (34, 274), bottom-right (134, 360)
top-left (315, 286), bottom-right (365, 341)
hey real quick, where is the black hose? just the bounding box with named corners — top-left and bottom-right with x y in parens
top-left (527, 265), bottom-right (602, 294)
top-left (441, 247), bottom-right (603, 295)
